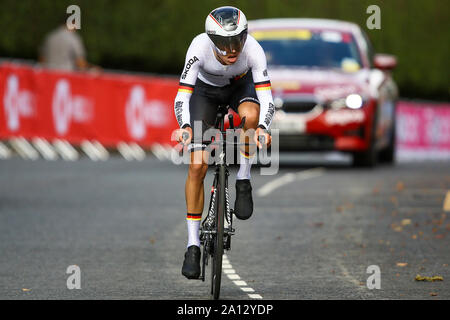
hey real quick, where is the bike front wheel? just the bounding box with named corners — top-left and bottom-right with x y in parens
top-left (211, 165), bottom-right (225, 300)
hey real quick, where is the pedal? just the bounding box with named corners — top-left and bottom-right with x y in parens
top-left (192, 274), bottom-right (205, 281)
top-left (224, 228), bottom-right (234, 236)
top-left (224, 234), bottom-right (231, 250)
top-left (192, 277), bottom-right (204, 281)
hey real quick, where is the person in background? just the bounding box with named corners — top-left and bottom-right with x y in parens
top-left (39, 23), bottom-right (96, 72)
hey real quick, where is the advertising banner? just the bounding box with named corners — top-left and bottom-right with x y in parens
top-left (0, 63), bottom-right (179, 147)
top-left (397, 101), bottom-right (450, 161)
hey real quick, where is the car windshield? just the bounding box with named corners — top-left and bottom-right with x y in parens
top-left (251, 29), bottom-right (363, 71)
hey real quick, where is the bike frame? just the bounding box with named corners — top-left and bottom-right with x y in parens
top-left (199, 106), bottom-right (239, 300)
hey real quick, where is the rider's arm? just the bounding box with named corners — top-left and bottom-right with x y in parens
top-left (174, 36), bottom-right (203, 129)
top-left (248, 37), bottom-right (275, 130)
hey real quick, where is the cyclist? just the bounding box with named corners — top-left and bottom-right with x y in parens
top-left (174, 6), bottom-right (275, 279)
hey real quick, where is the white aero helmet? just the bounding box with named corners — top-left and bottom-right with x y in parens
top-left (205, 6), bottom-right (248, 54)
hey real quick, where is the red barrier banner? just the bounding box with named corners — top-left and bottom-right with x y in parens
top-left (397, 101), bottom-right (450, 160)
top-left (0, 62), bottom-right (179, 147)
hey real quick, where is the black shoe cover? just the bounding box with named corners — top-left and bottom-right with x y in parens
top-left (234, 179), bottom-right (253, 220)
top-left (182, 245), bottom-right (201, 279)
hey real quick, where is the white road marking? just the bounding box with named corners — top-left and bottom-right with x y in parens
top-left (151, 143), bottom-right (170, 161)
top-left (117, 142), bottom-right (135, 161)
top-left (256, 167), bottom-right (325, 197)
top-left (224, 269), bottom-right (236, 274)
top-left (0, 141), bottom-right (12, 159)
top-left (32, 138), bottom-right (58, 160)
top-left (81, 140), bottom-right (101, 161)
top-left (53, 139), bottom-right (79, 161)
top-left (92, 140), bottom-right (110, 160)
top-left (223, 254), bottom-right (262, 299)
top-left (233, 280), bottom-right (247, 286)
top-left (9, 137), bottom-right (39, 160)
top-left (129, 142), bottom-right (146, 161)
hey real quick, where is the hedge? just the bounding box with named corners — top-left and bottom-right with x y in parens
top-left (0, 0), bottom-right (448, 100)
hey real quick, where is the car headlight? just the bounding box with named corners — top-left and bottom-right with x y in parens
top-left (345, 94), bottom-right (363, 109)
top-left (328, 94), bottom-right (365, 110)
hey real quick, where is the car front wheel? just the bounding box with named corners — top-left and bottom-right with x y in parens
top-left (352, 114), bottom-right (377, 168)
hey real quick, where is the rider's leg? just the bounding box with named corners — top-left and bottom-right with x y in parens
top-left (234, 101), bottom-right (259, 220)
top-left (185, 149), bottom-right (209, 247)
top-left (181, 85), bottom-right (218, 279)
top-left (237, 102), bottom-right (259, 180)
top-left (182, 149), bottom-right (209, 279)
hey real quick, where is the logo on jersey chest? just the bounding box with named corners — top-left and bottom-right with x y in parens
top-left (181, 56), bottom-right (199, 80)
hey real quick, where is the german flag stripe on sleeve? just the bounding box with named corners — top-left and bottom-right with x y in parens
top-left (254, 80), bottom-right (271, 91)
top-left (240, 150), bottom-right (254, 159)
top-left (178, 82), bottom-right (194, 94)
top-left (186, 213), bottom-right (202, 221)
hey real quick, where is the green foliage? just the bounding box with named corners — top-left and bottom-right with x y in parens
top-left (0, 0), bottom-right (448, 100)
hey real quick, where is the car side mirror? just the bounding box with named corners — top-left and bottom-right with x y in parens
top-left (373, 54), bottom-right (397, 70)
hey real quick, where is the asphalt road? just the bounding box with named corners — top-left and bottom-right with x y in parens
top-left (0, 155), bottom-right (449, 300)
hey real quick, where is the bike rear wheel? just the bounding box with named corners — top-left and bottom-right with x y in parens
top-left (211, 165), bottom-right (225, 300)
